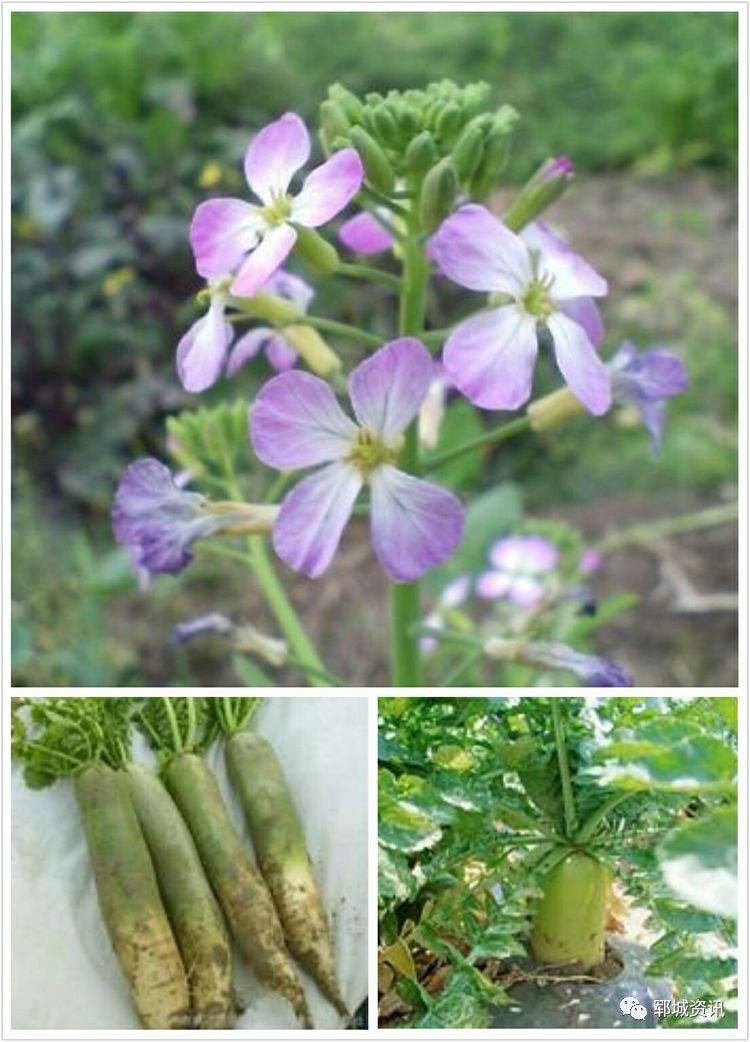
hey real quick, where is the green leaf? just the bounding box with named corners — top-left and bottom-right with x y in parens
top-left (378, 846), bottom-right (419, 904)
top-left (591, 719), bottom-right (736, 792)
top-left (651, 899), bottom-right (727, 935)
top-left (658, 807), bottom-right (737, 919)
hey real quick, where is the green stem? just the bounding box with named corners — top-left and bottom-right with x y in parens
top-left (595, 503), bottom-right (738, 555)
top-left (338, 261), bottom-right (401, 291)
top-left (221, 469), bottom-right (326, 687)
top-left (302, 313), bottom-right (382, 348)
top-left (359, 184), bottom-right (410, 218)
top-left (552, 701), bottom-right (577, 839)
top-left (391, 219), bottom-right (429, 688)
top-left (574, 791), bottom-right (636, 844)
top-left (423, 416), bottom-right (532, 473)
top-left (285, 656), bottom-right (346, 687)
top-left (440, 646), bottom-right (485, 687)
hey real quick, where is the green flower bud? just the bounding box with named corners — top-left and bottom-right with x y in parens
top-left (504, 155), bottom-right (575, 232)
top-left (435, 102), bottom-right (462, 142)
top-left (372, 104), bottom-right (401, 148)
top-left (229, 292), bottom-right (300, 324)
top-left (349, 125), bottom-right (395, 195)
top-left (419, 157), bottom-right (458, 234)
top-left (319, 99), bottom-right (351, 145)
top-left (405, 131), bottom-right (438, 177)
top-left (328, 83), bottom-right (364, 123)
top-left (451, 123), bottom-right (485, 182)
top-left (293, 226), bottom-right (341, 275)
top-left (468, 106), bottom-right (519, 200)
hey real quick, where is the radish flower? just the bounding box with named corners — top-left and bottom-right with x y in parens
top-left (227, 270), bottom-right (315, 376)
top-left (176, 270), bottom-right (315, 392)
top-left (429, 205), bottom-right (611, 414)
top-left (610, 341), bottom-right (689, 453)
top-left (191, 112), bottom-right (363, 298)
top-left (477, 534), bottom-right (559, 607)
top-left (250, 338), bottom-right (465, 580)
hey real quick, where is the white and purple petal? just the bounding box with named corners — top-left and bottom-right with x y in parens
top-left (231, 222), bottom-right (297, 298)
top-left (523, 220), bottom-right (608, 300)
top-left (443, 305), bottom-right (539, 411)
top-left (349, 337), bottom-right (434, 442)
top-left (339, 210), bottom-right (394, 254)
top-left (547, 311), bottom-right (612, 416)
top-left (190, 198), bottom-right (263, 279)
top-left (429, 205), bottom-right (533, 295)
top-left (226, 327), bottom-right (272, 378)
top-left (291, 148), bottom-right (364, 228)
top-left (265, 333), bottom-right (298, 372)
top-left (369, 465), bottom-right (464, 581)
top-left (264, 268), bottom-right (315, 313)
top-left (243, 112), bottom-right (310, 204)
top-left (250, 369), bottom-right (357, 469)
top-left (490, 534), bottom-right (559, 574)
top-left (176, 300), bottom-right (233, 393)
top-left (560, 296), bottom-right (604, 350)
top-left (273, 461), bottom-right (362, 578)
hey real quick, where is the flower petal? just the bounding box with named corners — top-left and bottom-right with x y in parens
top-left (443, 306), bottom-right (539, 410)
top-left (428, 204), bottom-right (533, 295)
top-left (523, 221), bottom-right (608, 300)
top-left (490, 534), bottom-right (559, 574)
top-left (231, 223), bottom-right (297, 298)
top-left (250, 370), bottom-right (357, 469)
top-left (349, 338), bottom-right (434, 442)
top-left (338, 211), bottom-right (394, 254)
top-left (176, 301), bottom-right (233, 393)
top-left (560, 296), bottom-right (604, 349)
top-left (548, 311), bottom-right (612, 415)
top-left (265, 333), bottom-right (298, 372)
top-left (291, 148), bottom-right (364, 228)
top-left (476, 570), bottom-right (513, 600)
top-left (507, 575), bottom-right (545, 607)
top-left (190, 198), bottom-right (263, 278)
top-left (273, 462), bottom-right (362, 578)
top-left (243, 112), bottom-right (310, 204)
top-left (226, 327), bottom-right (272, 378)
top-left (264, 268), bottom-right (315, 313)
top-left (370, 465), bottom-right (464, 581)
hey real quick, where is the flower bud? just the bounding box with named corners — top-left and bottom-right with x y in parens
top-left (372, 103), bottom-right (401, 148)
top-left (504, 155), bottom-right (575, 232)
top-left (281, 324), bottom-right (342, 378)
top-left (319, 99), bottom-right (351, 146)
top-left (468, 106), bottom-right (519, 199)
top-left (328, 83), bottom-right (364, 123)
top-left (349, 126), bottom-right (395, 195)
top-left (451, 122), bottom-right (486, 182)
top-left (435, 101), bottom-right (462, 142)
top-left (406, 131), bottom-right (438, 178)
top-left (419, 157), bottom-right (458, 234)
top-left (293, 226), bottom-right (341, 275)
top-left (234, 625), bottom-right (289, 667)
top-left (527, 386), bottom-right (585, 432)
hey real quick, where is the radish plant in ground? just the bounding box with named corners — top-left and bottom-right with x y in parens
top-left (111, 79), bottom-right (689, 688)
top-left (378, 696), bottom-right (737, 1029)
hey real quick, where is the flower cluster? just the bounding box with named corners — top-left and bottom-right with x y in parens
top-left (111, 91), bottom-right (692, 688)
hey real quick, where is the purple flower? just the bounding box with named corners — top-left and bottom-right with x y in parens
top-left (580, 548), bottom-right (602, 575)
top-left (176, 269), bottom-right (315, 392)
top-left (191, 112), bottom-right (363, 298)
top-left (227, 270), bottom-right (315, 377)
top-left (610, 341), bottom-right (689, 453)
top-left (173, 612), bottom-right (235, 643)
top-left (250, 338), bottom-right (465, 581)
top-left (525, 642), bottom-right (633, 686)
top-left (477, 535), bottom-right (559, 607)
top-left (421, 574), bottom-right (471, 655)
top-left (338, 210), bottom-right (395, 254)
top-left (429, 205), bottom-right (611, 414)
top-left (113, 458), bottom-right (226, 575)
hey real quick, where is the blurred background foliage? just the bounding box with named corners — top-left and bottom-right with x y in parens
top-left (11, 11), bottom-right (738, 686)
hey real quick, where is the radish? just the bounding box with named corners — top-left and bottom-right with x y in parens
top-left (530, 852), bottom-right (610, 969)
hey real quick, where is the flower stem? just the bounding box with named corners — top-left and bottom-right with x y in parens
top-left (302, 313), bottom-right (382, 348)
top-left (338, 261), bottom-right (401, 291)
top-left (359, 184), bottom-right (410, 218)
top-left (423, 415), bottom-right (532, 473)
top-left (391, 217), bottom-right (429, 688)
top-left (552, 701), bottom-right (577, 839)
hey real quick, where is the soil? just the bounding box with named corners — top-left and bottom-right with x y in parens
top-left (109, 172), bottom-right (737, 688)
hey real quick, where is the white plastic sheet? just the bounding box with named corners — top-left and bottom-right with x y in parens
top-left (11, 696), bottom-right (368, 1030)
